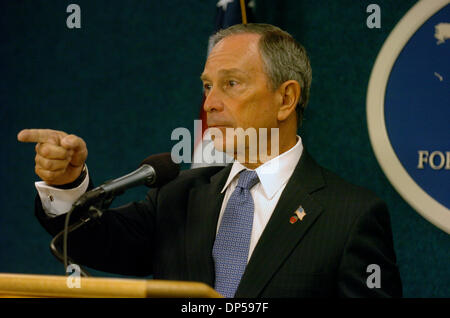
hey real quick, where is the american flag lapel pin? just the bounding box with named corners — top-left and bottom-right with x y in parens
top-left (289, 205), bottom-right (306, 224)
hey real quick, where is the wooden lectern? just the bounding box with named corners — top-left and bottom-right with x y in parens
top-left (0, 273), bottom-right (222, 298)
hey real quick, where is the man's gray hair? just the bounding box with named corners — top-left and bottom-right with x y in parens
top-left (211, 23), bottom-right (312, 124)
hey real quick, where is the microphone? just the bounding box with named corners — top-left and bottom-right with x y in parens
top-left (73, 152), bottom-right (179, 208)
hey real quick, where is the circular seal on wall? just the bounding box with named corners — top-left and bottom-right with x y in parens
top-left (367, 0), bottom-right (450, 233)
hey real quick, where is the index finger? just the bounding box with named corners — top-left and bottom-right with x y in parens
top-left (17, 129), bottom-right (66, 144)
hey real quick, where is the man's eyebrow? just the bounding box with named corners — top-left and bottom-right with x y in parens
top-left (200, 68), bottom-right (248, 81)
top-left (218, 68), bottom-right (248, 76)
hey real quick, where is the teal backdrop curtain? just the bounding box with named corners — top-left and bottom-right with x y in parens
top-left (1, 0), bottom-right (448, 297)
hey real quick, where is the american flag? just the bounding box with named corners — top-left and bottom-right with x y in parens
top-left (191, 0), bottom-right (255, 168)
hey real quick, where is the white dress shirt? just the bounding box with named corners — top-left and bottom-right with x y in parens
top-left (217, 136), bottom-right (303, 262)
top-left (35, 167), bottom-right (90, 217)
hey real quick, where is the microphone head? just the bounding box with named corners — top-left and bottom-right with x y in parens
top-left (140, 153), bottom-right (180, 187)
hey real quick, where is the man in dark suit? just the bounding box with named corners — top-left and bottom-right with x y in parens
top-left (18, 23), bottom-right (402, 297)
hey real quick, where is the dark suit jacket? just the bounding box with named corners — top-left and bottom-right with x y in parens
top-left (36, 151), bottom-right (402, 297)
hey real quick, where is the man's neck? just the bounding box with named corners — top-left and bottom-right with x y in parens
top-left (237, 134), bottom-right (298, 170)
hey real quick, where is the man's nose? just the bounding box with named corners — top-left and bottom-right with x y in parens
top-left (203, 88), bottom-right (224, 113)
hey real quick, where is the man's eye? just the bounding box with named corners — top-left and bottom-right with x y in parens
top-left (203, 83), bottom-right (212, 91)
top-left (228, 80), bottom-right (238, 87)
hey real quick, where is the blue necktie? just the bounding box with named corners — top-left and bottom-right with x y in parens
top-left (213, 170), bottom-right (259, 298)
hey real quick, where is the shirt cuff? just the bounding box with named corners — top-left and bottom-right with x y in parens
top-left (35, 167), bottom-right (90, 217)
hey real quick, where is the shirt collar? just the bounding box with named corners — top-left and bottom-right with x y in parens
top-left (220, 136), bottom-right (303, 199)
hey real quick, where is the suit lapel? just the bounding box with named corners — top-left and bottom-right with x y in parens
top-left (185, 165), bottom-right (232, 286)
top-left (236, 151), bottom-right (326, 297)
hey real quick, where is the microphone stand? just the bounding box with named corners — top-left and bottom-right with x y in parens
top-left (49, 193), bottom-right (117, 277)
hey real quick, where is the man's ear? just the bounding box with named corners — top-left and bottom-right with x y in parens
top-left (277, 80), bottom-right (301, 121)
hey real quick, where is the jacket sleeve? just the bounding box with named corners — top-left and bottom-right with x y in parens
top-left (337, 199), bottom-right (403, 297)
top-left (35, 185), bottom-right (160, 277)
